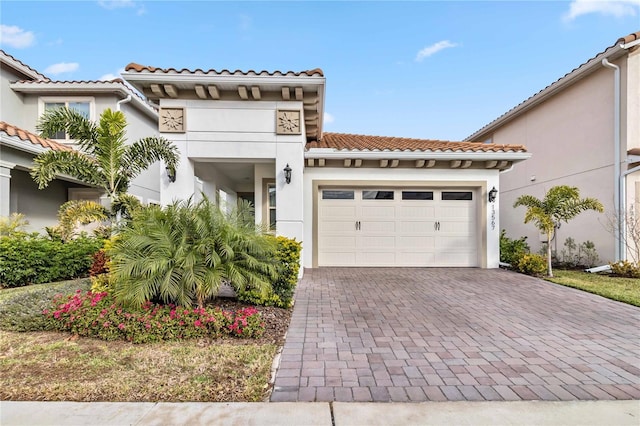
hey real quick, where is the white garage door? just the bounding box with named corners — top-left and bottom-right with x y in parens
top-left (318, 188), bottom-right (478, 267)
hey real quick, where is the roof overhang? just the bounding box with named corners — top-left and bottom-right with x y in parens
top-left (122, 70), bottom-right (326, 142)
top-left (0, 51), bottom-right (48, 81)
top-left (304, 148), bottom-right (530, 171)
top-left (9, 81), bottom-right (158, 119)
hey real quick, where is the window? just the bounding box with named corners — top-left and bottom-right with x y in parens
top-left (40, 98), bottom-right (93, 142)
top-left (268, 183), bottom-right (276, 230)
top-left (402, 191), bottom-right (433, 200)
top-left (362, 190), bottom-right (394, 200)
top-left (442, 191), bottom-right (473, 201)
top-left (322, 190), bottom-right (354, 200)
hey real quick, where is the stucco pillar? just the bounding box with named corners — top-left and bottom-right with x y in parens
top-left (160, 138), bottom-right (196, 206)
top-left (275, 141), bottom-right (304, 246)
top-left (0, 162), bottom-right (14, 217)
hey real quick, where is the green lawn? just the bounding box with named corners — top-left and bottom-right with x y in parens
top-left (545, 269), bottom-right (640, 307)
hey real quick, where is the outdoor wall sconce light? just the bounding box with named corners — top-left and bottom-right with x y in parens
top-left (166, 166), bottom-right (176, 183)
top-left (488, 186), bottom-right (498, 203)
top-left (284, 163), bottom-right (292, 184)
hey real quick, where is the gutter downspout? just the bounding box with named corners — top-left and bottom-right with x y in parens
top-left (116, 95), bottom-right (132, 111)
top-left (602, 58), bottom-right (622, 261)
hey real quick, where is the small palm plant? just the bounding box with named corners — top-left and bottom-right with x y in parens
top-left (109, 197), bottom-right (278, 308)
top-left (31, 107), bottom-right (179, 226)
top-left (514, 185), bottom-right (603, 277)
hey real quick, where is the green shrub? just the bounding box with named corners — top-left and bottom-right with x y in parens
top-left (44, 290), bottom-right (265, 343)
top-left (500, 230), bottom-right (530, 265)
top-left (109, 198), bottom-right (278, 309)
top-left (516, 254), bottom-right (547, 276)
top-left (610, 260), bottom-right (640, 278)
top-left (0, 278), bottom-right (90, 331)
top-left (0, 234), bottom-right (103, 288)
top-left (238, 236), bottom-right (301, 308)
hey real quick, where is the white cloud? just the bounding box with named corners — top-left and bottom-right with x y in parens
top-left (99, 67), bottom-right (125, 81)
top-left (98, 0), bottom-right (134, 9)
top-left (239, 14), bottom-right (252, 31)
top-left (563, 0), bottom-right (640, 21)
top-left (98, 0), bottom-right (145, 14)
top-left (44, 62), bottom-right (79, 75)
top-left (415, 40), bottom-right (458, 62)
top-left (324, 112), bottom-right (335, 124)
top-left (0, 25), bottom-right (35, 48)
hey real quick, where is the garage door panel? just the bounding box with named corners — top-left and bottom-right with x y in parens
top-left (318, 188), bottom-right (478, 267)
top-left (398, 206), bottom-right (436, 218)
top-left (361, 205), bottom-right (395, 218)
top-left (398, 251), bottom-right (436, 265)
top-left (320, 252), bottom-right (356, 266)
top-left (361, 235), bottom-right (395, 248)
top-left (399, 220), bottom-right (436, 233)
top-left (358, 251), bottom-right (397, 265)
top-left (362, 221), bottom-right (396, 233)
top-left (398, 235), bottom-right (435, 249)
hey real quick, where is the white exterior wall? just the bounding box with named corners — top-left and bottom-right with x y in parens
top-left (158, 99), bottom-right (306, 245)
top-left (302, 166), bottom-right (500, 269)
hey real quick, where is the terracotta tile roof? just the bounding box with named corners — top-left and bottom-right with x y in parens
top-left (466, 30), bottom-right (640, 140)
top-left (125, 62), bottom-right (324, 77)
top-left (628, 147), bottom-right (640, 156)
top-left (0, 49), bottom-right (49, 80)
top-left (309, 132), bottom-right (527, 153)
top-left (0, 121), bottom-right (72, 151)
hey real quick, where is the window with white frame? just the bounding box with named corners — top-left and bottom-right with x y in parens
top-left (268, 183), bottom-right (276, 231)
top-left (39, 97), bottom-right (93, 142)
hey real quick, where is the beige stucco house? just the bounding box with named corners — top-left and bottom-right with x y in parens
top-left (466, 31), bottom-right (640, 265)
top-left (0, 50), bottom-right (163, 232)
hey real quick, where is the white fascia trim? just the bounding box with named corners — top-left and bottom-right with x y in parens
top-left (121, 72), bottom-right (326, 88)
top-left (304, 149), bottom-right (531, 161)
top-left (0, 55), bottom-right (47, 80)
top-left (0, 135), bottom-right (49, 155)
top-left (620, 39), bottom-right (640, 49)
top-left (465, 45), bottom-right (626, 141)
top-left (10, 82), bottom-right (158, 119)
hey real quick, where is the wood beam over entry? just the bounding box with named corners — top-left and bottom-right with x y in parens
top-left (295, 87), bottom-right (303, 100)
top-left (450, 160), bottom-right (462, 168)
top-left (163, 84), bottom-right (178, 98)
top-left (150, 84), bottom-right (164, 97)
top-left (460, 160), bottom-right (472, 169)
top-left (380, 159), bottom-right (389, 168)
top-left (238, 86), bottom-right (248, 99)
top-left (307, 158), bottom-right (315, 167)
top-left (195, 85), bottom-right (207, 99)
top-left (251, 86), bottom-right (261, 100)
top-left (344, 159), bottom-right (352, 167)
top-left (281, 87), bottom-right (290, 100)
top-left (415, 159), bottom-right (425, 168)
top-left (354, 159), bottom-right (362, 168)
top-left (425, 160), bottom-right (436, 168)
top-left (389, 159), bottom-right (399, 168)
top-left (485, 160), bottom-right (498, 169)
top-left (318, 159), bottom-right (325, 167)
top-left (208, 85), bottom-right (220, 99)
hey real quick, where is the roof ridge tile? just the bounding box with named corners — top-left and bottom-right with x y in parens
top-left (0, 121), bottom-right (73, 152)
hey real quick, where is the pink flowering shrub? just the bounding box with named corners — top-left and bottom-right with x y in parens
top-left (43, 290), bottom-right (265, 343)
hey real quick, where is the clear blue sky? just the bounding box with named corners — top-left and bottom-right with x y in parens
top-left (1, 1), bottom-right (638, 140)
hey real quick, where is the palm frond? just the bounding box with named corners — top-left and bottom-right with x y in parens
top-left (37, 107), bottom-right (98, 149)
top-left (56, 200), bottom-right (108, 241)
top-left (122, 136), bottom-right (180, 180)
top-left (30, 150), bottom-right (103, 189)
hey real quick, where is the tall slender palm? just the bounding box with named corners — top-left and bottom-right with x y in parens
top-left (514, 185), bottom-right (603, 277)
top-left (31, 107), bottom-right (179, 211)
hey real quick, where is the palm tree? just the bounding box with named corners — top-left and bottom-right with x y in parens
top-left (514, 185), bottom-right (604, 277)
top-left (31, 107), bottom-right (179, 216)
top-left (109, 197), bottom-right (278, 308)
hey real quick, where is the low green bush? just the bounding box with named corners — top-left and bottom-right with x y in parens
top-left (0, 234), bottom-right (103, 288)
top-left (44, 290), bottom-right (265, 343)
top-left (610, 260), bottom-right (640, 278)
top-left (237, 236), bottom-right (301, 308)
top-left (0, 279), bottom-right (90, 331)
top-left (500, 230), bottom-right (529, 266)
top-left (516, 254), bottom-right (547, 276)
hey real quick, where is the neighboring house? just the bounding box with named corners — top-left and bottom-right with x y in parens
top-left (0, 50), bottom-right (163, 232)
top-left (122, 63), bottom-right (530, 270)
top-left (466, 31), bottom-right (640, 265)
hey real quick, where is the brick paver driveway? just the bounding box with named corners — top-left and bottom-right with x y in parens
top-left (270, 268), bottom-right (640, 402)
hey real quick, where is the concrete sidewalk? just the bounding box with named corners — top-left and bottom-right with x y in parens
top-left (1, 400), bottom-right (639, 425)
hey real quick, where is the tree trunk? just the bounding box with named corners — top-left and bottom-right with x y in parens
top-left (547, 230), bottom-right (553, 277)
